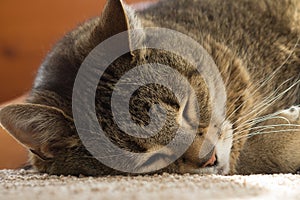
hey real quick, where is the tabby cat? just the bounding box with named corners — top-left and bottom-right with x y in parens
top-left (0, 0), bottom-right (299, 175)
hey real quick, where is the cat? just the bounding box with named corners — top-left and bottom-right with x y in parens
top-left (0, 0), bottom-right (299, 176)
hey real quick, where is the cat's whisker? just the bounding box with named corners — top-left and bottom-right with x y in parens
top-left (233, 78), bottom-right (300, 126)
top-left (231, 129), bottom-right (300, 142)
top-left (233, 127), bottom-right (274, 137)
top-left (232, 108), bottom-right (294, 135)
top-left (226, 37), bottom-right (299, 127)
top-left (228, 78), bottom-right (291, 126)
top-left (239, 111), bottom-right (282, 125)
top-left (226, 38), bottom-right (299, 121)
top-left (232, 113), bottom-right (289, 132)
top-left (251, 79), bottom-right (299, 115)
top-left (251, 37), bottom-right (300, 90)
top-left (232, 123), bottom-right (300, 136)
top-left (226, 93), bottom-right (248, 120)
top-left (233, 116), bottom-right (290, 134)
top-left (227, 89), bottom-right (276, 124)
top-left (225, 75), bottom-right (275, 118)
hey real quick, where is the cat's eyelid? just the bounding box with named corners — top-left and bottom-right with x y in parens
top-left (30, 149), bottom-right (52, 161)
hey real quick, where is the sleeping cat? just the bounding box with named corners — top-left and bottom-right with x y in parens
top-left (0, 0), bottom-right (299, 175)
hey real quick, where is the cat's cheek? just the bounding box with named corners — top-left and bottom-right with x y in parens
top-left (215, 121), bottom-right (233, 175)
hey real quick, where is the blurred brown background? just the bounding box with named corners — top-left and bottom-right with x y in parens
top-left (0, 0), bottom-right (153, 169)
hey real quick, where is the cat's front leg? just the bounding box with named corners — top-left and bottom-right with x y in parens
top-left (236, 106), bottom-right (300, 174)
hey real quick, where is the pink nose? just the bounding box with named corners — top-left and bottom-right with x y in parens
top-left (201, 149), bottom-right (217, 168)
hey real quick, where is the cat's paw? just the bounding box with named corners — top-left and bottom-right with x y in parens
top-left (279, 106), bottom-right (300, 123)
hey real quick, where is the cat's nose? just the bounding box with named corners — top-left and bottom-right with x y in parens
top-left (184, 148), bottom-right (217, 168)
top-left (200, 149), bottom-right (217, 168)
top-left (182, 136), bottom-right (217, 168)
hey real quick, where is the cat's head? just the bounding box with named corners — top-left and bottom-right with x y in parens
top-left (0, 0), bottom-right (233, 176)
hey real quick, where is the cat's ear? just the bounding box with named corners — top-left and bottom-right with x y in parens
top-left (0, 104), bottom-right (76, 160)
top-left (98, 0), bottom-right (144, 56)
top-left (100, 0), bottom-right (131, 39)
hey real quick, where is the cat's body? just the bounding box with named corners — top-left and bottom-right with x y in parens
top-left (0, 0), bottom-right (299, 175)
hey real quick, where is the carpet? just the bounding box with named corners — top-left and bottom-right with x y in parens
top-left (1, 170), bottom-right (300, 200)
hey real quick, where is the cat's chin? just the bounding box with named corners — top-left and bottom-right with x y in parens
top-left (178, 155), bottom-right (231, 175)
top-left (185, 165), bottom-right (230, 175)
top-left (176, 155), bottom-right (230, 175)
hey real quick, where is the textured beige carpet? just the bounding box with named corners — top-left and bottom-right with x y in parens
top-left (0, 170), bottom-right (300, 200)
